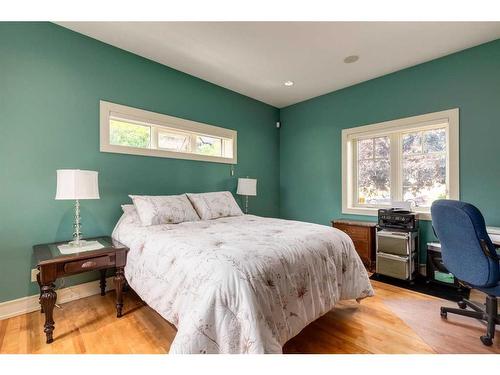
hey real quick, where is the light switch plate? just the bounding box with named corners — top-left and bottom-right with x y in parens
top-left (31, 268), bottom-right (39, 283)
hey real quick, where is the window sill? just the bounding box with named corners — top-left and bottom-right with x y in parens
top-left (100, 143), bottom-right (237, 164)
top-left (342, 206), bottom-right (431, 221)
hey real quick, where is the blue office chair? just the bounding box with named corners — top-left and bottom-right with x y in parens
top-left (431, 199), bottom-right (500, 346)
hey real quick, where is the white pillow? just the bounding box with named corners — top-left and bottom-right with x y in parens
top-left (121, 204), bottom-right (136, 214)
top-left (119, 204), bottom-right (141, 225)
top-left (129, 194), bottom-right (200, 226)
top-left (186, 191), bottom-right (243, 220)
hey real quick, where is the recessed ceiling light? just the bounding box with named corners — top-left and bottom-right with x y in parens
top-left (284, 80), bottom-right (294, 87)
top-left (344, 55), bottom-right (359, 64)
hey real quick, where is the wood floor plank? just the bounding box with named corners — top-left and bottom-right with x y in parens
top-left (0, 318), bottom-right (7, 351)
top-left (0, 281), bottom-right (497, 354)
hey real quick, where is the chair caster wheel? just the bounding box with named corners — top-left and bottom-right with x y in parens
top-left (480, 335), bottom-right (493, 346)
top-left (457, 300), bottom-right (467, 309)
top-left (440, 308), bottom-right (447, 318)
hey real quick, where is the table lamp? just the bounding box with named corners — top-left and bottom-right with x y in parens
top-left (55, 169), bottom-right (100, 247)
top-left (237, 177), bottom-right (257, 214)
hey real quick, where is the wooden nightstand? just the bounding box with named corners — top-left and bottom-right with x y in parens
top-left (33, 236), bottom-right (129, 344)
top-left (332, 219), bottom-right (377, 271)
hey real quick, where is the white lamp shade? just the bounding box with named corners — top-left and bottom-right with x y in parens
top-left (237, 178), bottom-right (257, 196)
top-left (55, 169), bottom-right (100, 200)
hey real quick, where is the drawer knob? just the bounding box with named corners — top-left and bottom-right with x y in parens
top-left (81, 261), bottom-right (97, 268)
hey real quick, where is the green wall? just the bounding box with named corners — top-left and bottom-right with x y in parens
top-left (0, 22), bottom-right (280, 303)
top-left (280, 39), bottom-right (500, 263)
top-left (2, 22), bottom-right (499, 304)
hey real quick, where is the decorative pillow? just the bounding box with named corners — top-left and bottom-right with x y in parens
top-left (121, 204), bottom-right (136, 214)
top-left (119, 204), bottom-right (141, 225)
top-left (120, 204), bottom-right (139, 221)
top-left (129, 194), bottom-right (200, 226)
top-left (186, 191), bottom-right (243, 220)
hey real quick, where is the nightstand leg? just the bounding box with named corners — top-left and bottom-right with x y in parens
top-left (36, 272), bottom-right (44, 314)
top-left (123, 279), bottom-right (130, 292)
top-left (40, 283), bottom-right (57, 343)
top-left (99, 269), bottom-right (106, 296)
top-left (114, 267), bottom-right (125, 317)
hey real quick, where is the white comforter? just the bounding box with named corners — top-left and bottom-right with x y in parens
top-left (112, 214), bottom-right (374, 354)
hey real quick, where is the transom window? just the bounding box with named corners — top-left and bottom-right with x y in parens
top-left (100, 101), bottom-right (237, 164)
top-left (342, 109), bottom-right (459, 219)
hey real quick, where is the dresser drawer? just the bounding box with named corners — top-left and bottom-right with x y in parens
top-left (352, 240), bottom-right (369, 261)
top-left (64, 256), bottom-right (113, 274)
top-left (335, 224), bottom-right (369, 241)
top-left (332, 220), bottom-right (376, 271)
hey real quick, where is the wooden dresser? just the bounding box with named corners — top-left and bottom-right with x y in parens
top-left (331, 219), bottom-right (377, 271)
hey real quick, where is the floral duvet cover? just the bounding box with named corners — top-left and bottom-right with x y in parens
top-left (112, 214), bottom-right (374, 353)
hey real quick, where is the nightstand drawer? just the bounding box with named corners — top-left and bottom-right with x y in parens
top-left (335, 224), bottom-right (369, 241)
top-left (64, 255), bottom-right (113, 274)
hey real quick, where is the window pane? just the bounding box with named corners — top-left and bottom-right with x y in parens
top-left (358, 139), bottom-right (373, 159)
top-left (196, 136), bottom-right (222, 156)
top-left (110, 119), bottom-right (150, 148)
top-left (402, 132), bottom-right (422, 154)
top-left (357, 136), bottom-right (391, 205)
top-left (403, 154), bottom-right (446, 207)
top-left (158, 131), bottom-right (190, 152)
top-left (423, 128), bottom-right (446, 153)
top-left (402, 127), bottom-right (447, 208)
top-left (375, 136), bottom-right (390, 158)
top-left (358, 159), bottom-right (391, 205)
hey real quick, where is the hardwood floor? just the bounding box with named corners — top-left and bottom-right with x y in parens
top-left (0, 280), bottom-right (498, 354)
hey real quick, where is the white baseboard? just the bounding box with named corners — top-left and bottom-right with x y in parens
top-left (0, 276), bottom-right (115, 321)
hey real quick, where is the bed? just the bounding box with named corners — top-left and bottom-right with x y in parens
top-left (112, 205), bottom-right (374, 354)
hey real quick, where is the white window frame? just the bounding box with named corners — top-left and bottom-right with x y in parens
top-left (342, 108), bottom-right (459, 220)
top-left (100, 100), bottom-right (237, 164)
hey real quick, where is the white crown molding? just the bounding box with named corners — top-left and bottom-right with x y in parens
top-left (0, 277), bottom-right (115, 321)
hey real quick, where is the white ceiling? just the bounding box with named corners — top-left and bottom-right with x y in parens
top-left (57, 22), bottom-right (500, 108)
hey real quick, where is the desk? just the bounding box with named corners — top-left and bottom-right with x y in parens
top-left (429, 227), bottom-right (500, 252)
top-left (486, 226), bottom-right (500, 247)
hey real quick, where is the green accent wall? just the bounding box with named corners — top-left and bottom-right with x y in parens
top-left (2, 22), bottom-right (499, 304)
top-left (280, 39), bottom-right (500, 263)
top-left (0, 22), bottom-right (280, 303)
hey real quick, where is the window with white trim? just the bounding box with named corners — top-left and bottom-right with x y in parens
top-left (342, 109), bottom-right (459, 219)
top-left (100, 101), bottom-right (237, 164)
